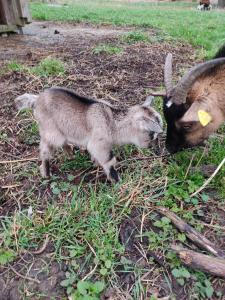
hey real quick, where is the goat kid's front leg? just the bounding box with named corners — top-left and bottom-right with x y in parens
top-left (39, 140), bottom-right (54, 178)
top-left (104, 155), bottom-right (120, 183)
top-left (87, 141), bottom-right (120, 183)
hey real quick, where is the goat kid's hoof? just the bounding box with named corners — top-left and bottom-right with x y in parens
top-left (39, 164), bottom-right (50, 178)
top-left (108, 167), bottom-right (120, 183)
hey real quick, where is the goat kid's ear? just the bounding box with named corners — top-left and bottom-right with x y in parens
top-left (138, 117), bottom-right (163, 133)
top-left (142, 96), bottom-right (154, 107)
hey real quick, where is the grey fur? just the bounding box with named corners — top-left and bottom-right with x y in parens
top-left (15, 87), bottom-right (163, 182)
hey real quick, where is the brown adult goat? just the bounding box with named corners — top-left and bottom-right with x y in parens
top-left (151, 46), bottom-right (225, 153)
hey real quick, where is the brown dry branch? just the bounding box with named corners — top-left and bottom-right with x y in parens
top-left (9, 265), bottom-right (40, 284)
top-left (157, 206), bottom-right (224, 258)
top-left (29, 234), bottom-right (49, 255)
top-left (171, 245), bottom-right (225, 278)
top-left (0, 157), bottom-right (38, 164)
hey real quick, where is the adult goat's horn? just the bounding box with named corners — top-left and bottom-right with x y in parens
top-left (171, 57), bottom-right (225, 104)
top-left (164, 53), bottom-right (173, 97)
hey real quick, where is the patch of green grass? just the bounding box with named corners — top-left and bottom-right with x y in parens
top-left (60, 151), bottom-right (91, 170)
top-left (93, 44), bottom-right (123, 55)
top-left (6, 61), bottom-right (25, 72)
top-left (17, 110), bottom-right (39, 145)
top-left (2, 57), bottom-right (65, 77)
top-left (122, 31), bottom-right (150, 44)
top-left (32, 57), bottom-right (65, 76)
top-left (0, 61), bottom-right (26, 76)
top-left (30, 1), bottom-right (225, 57)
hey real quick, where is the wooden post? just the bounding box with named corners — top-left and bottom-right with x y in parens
top-left (0, 0), bottom-right (31, 33)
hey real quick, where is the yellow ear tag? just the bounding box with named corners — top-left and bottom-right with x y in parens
top-left (198, 110), bottom-right (212, 127)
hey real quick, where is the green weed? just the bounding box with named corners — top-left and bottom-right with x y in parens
top-left (3, 57), bottom-right (65, 77)
top-left (93, 44), bottom-right (123, 55)
top-left (122, 31), bottom-right (150, 44)
top-left (6, 61), bottom-right (25, 72)
top-left (69, 280), bottom-right (105, 299)
top-left (0, 249), bottom-right (16, 265)
top-left (32, 57), bottom-right (65, 76)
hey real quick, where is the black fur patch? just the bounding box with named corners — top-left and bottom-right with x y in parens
top-left (204, 45), bottom-right (225, 77)
top-left (50, 87), bottom-right (97, 105)
top-left (163, 97), bottom-right (188, 153)
top-left (109, 151), bottom-right (114, 161)
top-left (109, 166), bottom-right (119, 182)
top-left (214, 44), bottom-right (225, 59)
top-left (45, 160), bottom-right (50, 177)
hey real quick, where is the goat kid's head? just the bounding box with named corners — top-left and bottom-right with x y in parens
top-left (154, 53), bottom-right (225, 153)
top-left (126, 96), bottom-right (163, 148)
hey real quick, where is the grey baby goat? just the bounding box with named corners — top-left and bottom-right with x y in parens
top-left (15, 87), bottom-right (163, 182)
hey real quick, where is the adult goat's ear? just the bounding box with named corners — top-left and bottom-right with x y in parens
top-left (142, 96), bottom-right (154, 107)
top-left (179, 101), bottom-right (212, 126)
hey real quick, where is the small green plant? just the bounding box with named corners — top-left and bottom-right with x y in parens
top-left (0, 249), bottom-right (16, 265)
top-left (172, 267), bottom-right (191, 286)
top-left (195, 279), bottom-right (214, 299)
top-left (122, 31), bottom-right (150, 44)
top-left (93, 44), bottom-right (123, 55)
top-left (70, 280), bottom-right (105, 300)
top-left (32, 57), bottom-right (65, 76)
top-left (153, 216), bottom-right (171, 229)
top-left (60, 151), bottom-right (91, 170)
top-left (6, 61), bottom-right (24, 72)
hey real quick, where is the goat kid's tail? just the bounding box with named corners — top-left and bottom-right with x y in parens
top-left (15, 93), bottom-right (38, 110)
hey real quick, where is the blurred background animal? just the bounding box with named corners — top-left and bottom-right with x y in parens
top-left (197, 0), bottom-right (212, 10)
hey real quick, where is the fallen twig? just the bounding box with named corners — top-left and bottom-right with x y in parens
top-left (30, 235), bottom-right (49, 255)
top-left (82, 240), bottom-right (98, 281)
top-left (171, 245), bottom-right (225, 278)
top-left (0, 157), bottom-right (38, 164)
top-left (1, 184), bottom-right (22, 189)
top-left (9, 265), bottom-right (40, 284)
top-left (157, 206), bottom-right (224, 258)
top-left (191, 157), bottom-right (225, 197)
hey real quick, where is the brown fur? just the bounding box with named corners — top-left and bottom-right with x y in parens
top-left (177, 65), bottom-right (225, 146)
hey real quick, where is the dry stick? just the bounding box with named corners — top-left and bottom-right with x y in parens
top-left (1, 184), bottom-right (22, 189)
top-left (82, 240), bottom-right (98, 281)
top-left (157, 206), bottom-right (224, 258)
top-left (191, 156), bottom-right (225, 197)
top-left (0, 157), bottom-right (38, 164)
top-left (30, 235), bottom-right (49, 255)
top-left (184, 154), bottom-right (195, 180)
top-left (171, 245), bottom-right (225, 278)
top-left (9, 265), bottom-right (40, 284)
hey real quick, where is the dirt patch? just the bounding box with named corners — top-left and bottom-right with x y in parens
top-left (0, 250), bottom-right (67, 300)
top-left (0, 21), bottom-right (204, 299)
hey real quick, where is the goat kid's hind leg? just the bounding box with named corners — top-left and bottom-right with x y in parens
top-left (87, 141), bottom-right (119, 183)
top-left (39, 139), bottom-right (54, 178)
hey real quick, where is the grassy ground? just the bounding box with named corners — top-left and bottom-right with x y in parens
top-left (0, 1), bottom-right (225, 299)
top-left (30, 0), bottom-right (225, 58)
